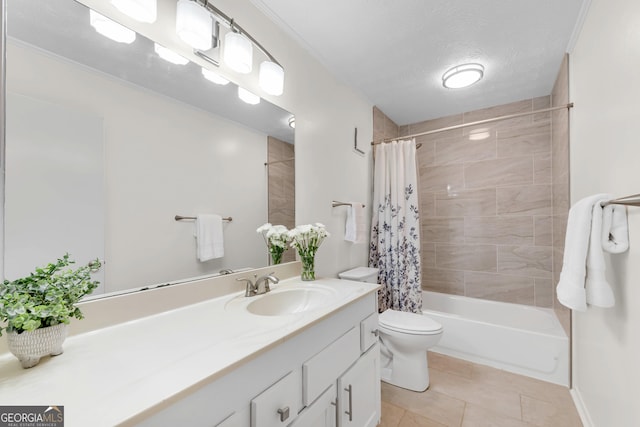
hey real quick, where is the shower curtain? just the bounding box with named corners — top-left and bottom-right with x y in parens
top-left (369, 139), bottom-right (422, 313)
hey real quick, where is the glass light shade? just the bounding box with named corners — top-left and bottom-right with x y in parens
top-left (202, 68), bottom-right (230, 85)
top-left (154, 43), bottom-right (189, 65)
top-left (176, 0), bottom-right (212, 51)
top-left (259, 61), bottom-right (284, 96)
top-left (89, 10), bottom-right (136, 44)
top-left (238, 87), bottom-right (260, 105)
top-left (110, 0), bottom-right (156, 23)
top-left (224, 32), bottom-right (253, 74)
top-left (442, 63), bottom-right (484, 89)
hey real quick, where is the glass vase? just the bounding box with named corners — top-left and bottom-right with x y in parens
top-left (270, 251), bottom-right (282, 265)
top-left (300, 255), bottom-right (316, 281)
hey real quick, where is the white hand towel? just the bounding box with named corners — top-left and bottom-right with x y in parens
top-left (196, 214), bottom-right (224, 262)
top-left (585, 202), bottom-right (615, 308)
top-left (345, 203), bottom-right (366, 244)
top-left (556, 193), bottom-right (610, 311)
top-left (601, 204), bottom-right (629, 254)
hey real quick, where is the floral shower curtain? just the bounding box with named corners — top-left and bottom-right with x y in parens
top-left (369, 139), bottom-right (422, 313)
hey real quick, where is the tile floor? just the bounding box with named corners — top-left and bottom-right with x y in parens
top-left (380, 352), bottom-right (583, 427)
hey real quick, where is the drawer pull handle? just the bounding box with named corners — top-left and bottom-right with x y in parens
top-left (277, 406), bottom-right (290, 422)
top-left (344, 384), bottom-right (353, 421)
top-left (371, 329), bottom-right (379, 337)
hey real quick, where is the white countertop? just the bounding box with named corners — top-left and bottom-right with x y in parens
top-left (0, 277), bottom-right (378, 427)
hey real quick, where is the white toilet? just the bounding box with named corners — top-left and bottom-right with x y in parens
top-left (338, 267), bottom-right (444, 392)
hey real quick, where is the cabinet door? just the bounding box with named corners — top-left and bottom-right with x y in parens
top-left (337, 343), bottom-right (380, 427)
top-left (289, 384), bottom-right (336, 427)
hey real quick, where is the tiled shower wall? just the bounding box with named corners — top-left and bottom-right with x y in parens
top-left (399, 98), bottom-right (555, 307)
top-left (551, 55), bottom-right (571, 332)
top-left (267, 136), bottom-right (296, 264)
top-left (374, 95), bottom-right (572, 309)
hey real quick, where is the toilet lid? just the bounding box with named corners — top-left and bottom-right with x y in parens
top-left (379, 309), bottom-right (442, 334)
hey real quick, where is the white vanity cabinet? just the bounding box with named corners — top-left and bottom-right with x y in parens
top-left (134, 291), bottom-right (379, 427)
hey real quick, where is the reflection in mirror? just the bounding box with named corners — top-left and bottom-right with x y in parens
top-left (4, 0), bottom-right (295, 296)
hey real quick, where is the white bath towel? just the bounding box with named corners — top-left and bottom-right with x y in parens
top-left (196, 214), bottom-right (224, 261)
top-left (345, 202), bottom-right (367, 244)
top-left (601, 203), bottom-right (629, 254)
top-left (556, 194), bottom-right (610, 311)
top-left (584, 202), bottom-right (615, 308)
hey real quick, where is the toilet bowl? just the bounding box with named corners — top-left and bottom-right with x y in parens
top-left (338, 267), bottom-right (444, 392)
top-left (378, 309), bottom-right (442, 391)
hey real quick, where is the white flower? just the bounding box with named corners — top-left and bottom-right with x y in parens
top-left (256, 223), bottom-right (272, 233)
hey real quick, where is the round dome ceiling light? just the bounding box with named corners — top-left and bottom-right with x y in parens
top-left (442, 63), bottom-right (484, 89)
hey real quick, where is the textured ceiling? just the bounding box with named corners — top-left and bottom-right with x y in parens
top-left (250, 0), bottom-right (585, 125)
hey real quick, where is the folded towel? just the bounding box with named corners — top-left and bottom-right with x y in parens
top-left (556, 194), bottom-right (610, 311)
top-left (196, 214), bottom-right (224, 261)
top-left (585, 202), bottom-right (615, 308)
top-left (601, 203), bottom-right (629, 254)
top-left (345, 203), bottom-right (366, 244)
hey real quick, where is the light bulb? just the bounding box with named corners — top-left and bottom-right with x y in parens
top-left (202, 68), bottom-right (230, 85)
top-left (90, 10), bottom-right (136, 44)
top-left (238, 87), bottom-right (260, 105)
top-left (176, 0), bottom-right (213, 51)
top-left (154, 43), bottom-right (189, 65)
top-left (259, 61), bottom-right (284, 96)
top-left (224, 32), bottom-right (253, 74)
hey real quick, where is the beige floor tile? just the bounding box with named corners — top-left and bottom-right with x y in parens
top-left (521, 395), bottom-right (583, 427)
top-left (428, 351), bottom-right (474, 379)
top-left (471, 363), bottom-right (574, 408)
top-left (462, 403), bottom-right (535, 427)
top-left (429, 368), bottom-right (523, 420)
top-left (381, 401), bottom-right (406, 427)
top-left (382, 382), bottom-right (465, 427)
top-left (399, 410), bottom-right (448, 427)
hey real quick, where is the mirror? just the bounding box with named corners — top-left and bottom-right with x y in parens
top-left (4, 0), bottom-right (295, 296)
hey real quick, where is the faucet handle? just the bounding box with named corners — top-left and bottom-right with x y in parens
top-left (236, 277), bottom-right (256, 297)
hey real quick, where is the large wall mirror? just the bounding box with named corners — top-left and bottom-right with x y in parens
top-left (3, 0), bottom-right (295, 296)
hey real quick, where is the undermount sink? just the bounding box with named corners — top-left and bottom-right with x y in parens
top-left (246, 287), bottom-right (334, 316)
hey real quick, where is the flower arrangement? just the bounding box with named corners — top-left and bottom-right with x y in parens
top-left (288, 223), bottom-right (330, 281)
top-left (257, 223), bottom-right (291, 265)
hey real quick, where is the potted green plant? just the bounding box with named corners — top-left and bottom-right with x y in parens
top-left (0, 254), bottom-right (101, 368)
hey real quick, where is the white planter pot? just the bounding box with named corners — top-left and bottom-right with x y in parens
top-left (7, 323), bottom-right (68, 368)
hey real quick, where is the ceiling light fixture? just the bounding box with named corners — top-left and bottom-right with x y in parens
top-left (154, 43), bottom-right (189, 65)
top-left (202, 68), bottom-right (230, 85)
top-left (175, 0), bottom-right (213, 51)
top-left (110, 0), bottom-right (157, 23)
top-left (89, 10), bottom-right (136, 44)
top-left (442, 63), bottom-right (484, 89)
top-left (174, 0), bottom-right (285, 96)
top-left (238, 87), bottom-right (260, 105)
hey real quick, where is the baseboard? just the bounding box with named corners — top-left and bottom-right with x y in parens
top-left (570, 387), bottom-right (595, 427)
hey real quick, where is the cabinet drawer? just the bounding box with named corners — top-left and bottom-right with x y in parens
top-left (360, 313), bottom-right (379, 352)
top-left (251, 371), bottom-right (300, 427)
top-left (289, 384), bottom-right (336, 427)
top-left (302, 327), bottom-right (360, 406)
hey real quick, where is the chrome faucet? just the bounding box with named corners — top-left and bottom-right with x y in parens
top-left (237, 273), bottom-right (279, 297)
top-left (255, 273), bottom-right (279, 294)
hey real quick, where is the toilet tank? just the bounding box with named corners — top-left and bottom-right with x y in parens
top-left (338, 267), bottom-right (379, 283)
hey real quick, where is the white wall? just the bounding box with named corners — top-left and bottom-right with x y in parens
top-left (7, 41), bottom-right (268, 292)
top-left (80, 0), bottom-right (374, 278)
top-left (569, 0), bottom-right (640, 425)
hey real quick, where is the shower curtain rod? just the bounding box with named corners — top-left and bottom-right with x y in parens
top-left (371, 102), bottom-right (574, 145)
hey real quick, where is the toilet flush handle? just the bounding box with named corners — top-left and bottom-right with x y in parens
top-left (371, 329), bottom-right (379, 337)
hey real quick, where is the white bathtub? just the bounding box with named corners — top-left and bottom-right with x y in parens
top-left (422, 291), bottom-right (569, 386)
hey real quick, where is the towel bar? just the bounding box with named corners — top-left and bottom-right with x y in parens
top-left (175, 215), bottom-right (233, 222)
top-left (601, 193), bottom-right (640, 207)
top-left (332, 201), bottom-right (365, 208)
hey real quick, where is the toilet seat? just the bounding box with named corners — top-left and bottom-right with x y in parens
top-left (379, 309), bottom-right (443, 335)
